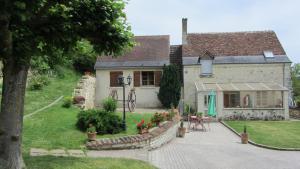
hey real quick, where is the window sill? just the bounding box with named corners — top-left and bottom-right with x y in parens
top-left (139, 86), bottom-right (157, 89)
top-left (200, 74), bottom-right (213, 78)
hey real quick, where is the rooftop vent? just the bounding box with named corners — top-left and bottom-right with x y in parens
top-left (263, 50), bottom-right (274, 58)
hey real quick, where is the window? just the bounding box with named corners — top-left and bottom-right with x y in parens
top-left (256, 91), bottom-right (267, 107)
top-left (110, 71), bottom-right (123, 87)
top-left (204, 95), bottom-right (211, 107)
top-left (200, 60), bottom-right (213, 76)
top-left (141, 71), bottom-right (154, 86)
top-left (224, 91), bottom-right (240, 108)
top-left (256, 91), bottom-right (283, 108)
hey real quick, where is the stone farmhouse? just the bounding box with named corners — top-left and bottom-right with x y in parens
top-left (94, 18), bottom-right (292, 119)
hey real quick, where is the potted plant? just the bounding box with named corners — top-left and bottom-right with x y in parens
top-left (87, 124), bottom-right (97, 141)
top-left (241, 125), bottom-right (248, 144)
top-left (178, 120), bottom-right (186, 137)
top-left (151, 112), bottom-right (164, 126)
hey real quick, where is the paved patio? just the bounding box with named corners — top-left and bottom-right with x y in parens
top-left (149, 122), bottom-right (300, 169)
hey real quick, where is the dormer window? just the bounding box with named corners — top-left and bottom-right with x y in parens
top-left (198, 50), bottom-right (214, 77)
top-left (200, 60), bottom-right (213, 76)
top-left (263, 50), bottom-right (274, 58)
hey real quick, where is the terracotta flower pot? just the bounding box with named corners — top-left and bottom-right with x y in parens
top-left (178, 127), bottom-right (186, 137)
top-left (241, 133), bottom-right (248, 144)
top-left (138, 128), bottom-right (148, 134)
top-left (87, 132), bottom-right (97, 141)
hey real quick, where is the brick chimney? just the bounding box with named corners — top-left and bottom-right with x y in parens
top-left (182, 18), bottom-right (188, 45)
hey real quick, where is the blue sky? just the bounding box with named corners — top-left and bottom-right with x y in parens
top-left (125, 0), bottom-right (299, 63)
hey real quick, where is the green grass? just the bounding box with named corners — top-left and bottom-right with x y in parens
top-left (225, 121), bottom-right (300, 148)
top-left (24, 156), bottom-right (156, 169)
top-left (23, 102), bottom-right (153, 151)
top-left (24, 68), bottom-right (80, 115)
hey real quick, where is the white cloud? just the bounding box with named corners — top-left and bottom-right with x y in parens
top-left (125, 0), bottom-right (300, 63)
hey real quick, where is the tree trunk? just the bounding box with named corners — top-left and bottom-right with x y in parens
top-left (0, 13), bottom-right (29, 169)
top-left (0, 59), bottom-right (29, 169)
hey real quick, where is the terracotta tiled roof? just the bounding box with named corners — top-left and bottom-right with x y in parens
top-left (98, 35), bottom-right (170, 62)
top-left (183, 31), bottom-right (286, 57)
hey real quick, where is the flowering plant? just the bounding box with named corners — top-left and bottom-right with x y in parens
top-left (151, 112), bottom-right (164, 125)
top-left (136, 119), bottom-right (147, 130)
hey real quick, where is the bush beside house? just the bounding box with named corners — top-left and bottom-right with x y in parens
top-left (158, 65), bottom-right (181, 108)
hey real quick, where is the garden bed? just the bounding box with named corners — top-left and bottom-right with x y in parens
top-left (86, 120), bottom-right (179, 150)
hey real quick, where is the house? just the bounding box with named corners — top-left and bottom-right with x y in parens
top-left (94, 18), bottom-right (292, 119)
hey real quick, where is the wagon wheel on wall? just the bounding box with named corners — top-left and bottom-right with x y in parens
top-left (109, 89), bottom-right (118, 101)
top-left (127, 89), bottom-right (136, 112)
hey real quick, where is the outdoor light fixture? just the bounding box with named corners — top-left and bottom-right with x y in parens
top-left (117, 74), bottom-right (132, 131)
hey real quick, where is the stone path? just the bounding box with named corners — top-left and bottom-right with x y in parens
top-left (149, 122), bottom-right (300, 169)
top-left (30, 122), bottom-right (300, 169)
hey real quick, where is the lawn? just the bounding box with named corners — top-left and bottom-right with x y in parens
top-left (24, 68), bottom-right (80, 115)
top-left (24, 156), bottom-right (156, 169)
top-left (225, 121), bottom-right (300, 148)
top-left (23, 100), bottom-right (153, 151)
top-left (21, 68), bottom-right (156, 169)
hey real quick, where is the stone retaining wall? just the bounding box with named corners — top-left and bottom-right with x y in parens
top-left (73, 75), bottom-right (96, 109)
top-left (86, 121), bottom-right (179, 150)
top-left (290, 108), bottom-right (300, 119)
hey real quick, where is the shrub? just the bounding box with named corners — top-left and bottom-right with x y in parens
top-left (103, 97), bottom-right (117, 112)
top-left (62, 96), bottom-right (72, 108)
top-left (158, 65), bottom-right (181, 108)
top-left (73, 96), bottom-right (85, 104)
top-left (76, 109), bottom-right (123, 134)
top-left (29, 74), bottom-right (50, 90)
top-left (151, 112), bottom-right (164, 125)
top-left (87, 125), bottom-right (96, 133)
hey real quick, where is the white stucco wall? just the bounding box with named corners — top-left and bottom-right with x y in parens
top-left (95, 68), bottom-right (163, 109)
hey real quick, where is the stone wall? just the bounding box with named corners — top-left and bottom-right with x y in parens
top-left (183, 63), bottom-right (288, 108)
top-left (73, 75), bottom-right (96, 109)
top-left (86, 121), bottom-right (179, 150)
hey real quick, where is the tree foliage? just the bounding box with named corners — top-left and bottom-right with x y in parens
top-left (71, 39), bottom-right (97, 73)
top-left (0, 1), bottom-right (134, 168)
top-left (158, 65), bottom-right (181, 108)
top-left (292, 64), bottom-right (300, 101)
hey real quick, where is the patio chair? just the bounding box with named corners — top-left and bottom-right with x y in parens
top-left (188, 115), bottom-right (206, 131)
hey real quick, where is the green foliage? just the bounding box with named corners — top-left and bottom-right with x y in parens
top-left (292, 64), bottom-right (300, 104)
top-left (28, 74), bottom-right (50, 90)
top-left (243, 125), bottom-right (247, 133)
top-left (151, 113), bottom-right (164, 124)
top-left (103, 97), bottom-right (117, 112)
top-left (180, 120), bottom-right (184, 128)
top-left (87, 126), bottom-right (96, 133)
top-left (76, 109), bottom-right (123, 134)
top-left (72, 39), bottom-right (97, 73)
top-left (62, 96), bottom-right (72, 108)
top-left (183, 104), bottom-right (196, 116)
top-left (1, 0), bottom-right (134, 68)
top-left (158, 65), bottom-right (181, 108)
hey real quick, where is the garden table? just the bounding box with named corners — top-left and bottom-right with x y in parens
top-left (188, 115), bottom-right (207, 131)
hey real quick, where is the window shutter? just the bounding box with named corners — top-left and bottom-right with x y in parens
top-left (110, 71), bottom-right (123, 87)
top-left (134, 71), bottom-right (140, 87)
top-left (154, 71), bottom-right (162, 86)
